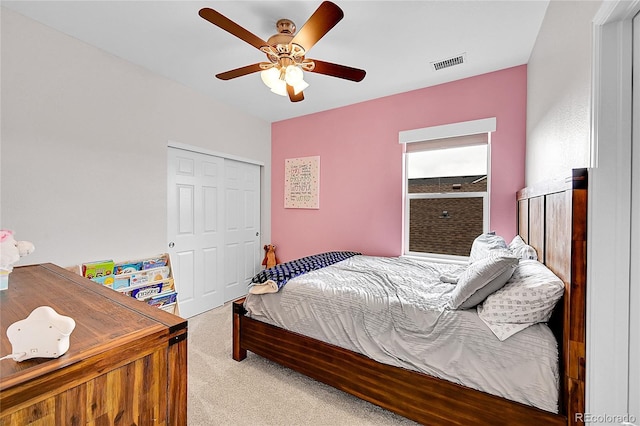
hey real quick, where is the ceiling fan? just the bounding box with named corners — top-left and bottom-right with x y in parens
top-left (198, 1), bottom-right (366, 103)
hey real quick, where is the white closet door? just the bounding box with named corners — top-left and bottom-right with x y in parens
top-left (223, 159), bottom-right (261, 302)
top-left (167, 148), bottom-right (224, 318)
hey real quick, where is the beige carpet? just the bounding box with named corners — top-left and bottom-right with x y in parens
top-left (187, 302), bottom-right (419, 426)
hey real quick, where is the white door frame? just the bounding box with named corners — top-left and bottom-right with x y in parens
top-left (631, 10), bottom-right (640, 421)
top-left (589, 0), bottom-right (640, 421)
top-left (168, 141), bottom-right (264, 167)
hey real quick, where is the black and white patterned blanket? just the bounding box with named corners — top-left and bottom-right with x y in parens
top-left (249, 251), bottom-right (361, 294)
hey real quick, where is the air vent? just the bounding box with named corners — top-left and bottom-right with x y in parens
top-left (431, 53), bottom-right (466, 71)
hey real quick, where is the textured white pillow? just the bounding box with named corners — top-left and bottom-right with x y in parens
top-left (477, 260), bottom-right (564, 341)
top-left (509, 235), bottom-right (538, 260)
top-left (468, 232), bottom-right (508, 264)
top-left (448, 249), bottom-right (519, 310)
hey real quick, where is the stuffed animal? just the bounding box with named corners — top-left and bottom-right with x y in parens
top-left (0, 229), bottom-right (35, 273)
top-left (261, 244), bottom-right (280, 269)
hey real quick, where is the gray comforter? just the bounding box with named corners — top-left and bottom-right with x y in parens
top-left (244, 255), bottom-right (559, 413)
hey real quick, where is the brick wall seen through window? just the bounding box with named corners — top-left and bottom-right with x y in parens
top-left (407, 175), bottom-right (487, 257)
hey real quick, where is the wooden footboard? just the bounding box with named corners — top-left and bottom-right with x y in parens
top-left (232, 298), bottom-right (564, 426)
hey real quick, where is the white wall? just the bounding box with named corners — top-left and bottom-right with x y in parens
top-left (0, 8), bottom-right (271, 268)
top-left (528, 0), bottom-right (640, 422)
top-left (526, 0), bottom-right (601, 184)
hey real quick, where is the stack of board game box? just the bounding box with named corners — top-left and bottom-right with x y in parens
top-left (81, 254), bottom-right (178, 314)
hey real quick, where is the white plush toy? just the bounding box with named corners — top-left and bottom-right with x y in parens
top-left (0, 230), bottom-right (35, 273)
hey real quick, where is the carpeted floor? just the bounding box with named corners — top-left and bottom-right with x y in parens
top-left (187, 302), bottom-right (419, 426)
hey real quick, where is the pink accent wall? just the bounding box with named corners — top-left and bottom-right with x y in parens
top-left (272, 65), bottom-right (527, 262)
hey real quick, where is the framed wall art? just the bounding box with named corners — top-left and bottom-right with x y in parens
top-left (284, 156), bottom-right (320, 209)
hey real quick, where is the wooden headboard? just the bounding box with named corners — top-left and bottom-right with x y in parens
top-left (516, 168), bottom-right (587, 425)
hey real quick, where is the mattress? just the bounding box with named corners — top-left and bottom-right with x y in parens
top-left (244, 255), bottom-right (559, 413)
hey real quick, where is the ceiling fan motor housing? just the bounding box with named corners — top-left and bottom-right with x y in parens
top-left (276, 19), bottom-right (296, 35)
top-left (265, 19), bottom-right (307, 65)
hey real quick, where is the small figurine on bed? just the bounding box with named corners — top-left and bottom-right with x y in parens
top-left (261, 244), bottom-right (280, 269)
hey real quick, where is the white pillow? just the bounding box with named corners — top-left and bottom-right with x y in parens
top-left (477, 260), bottom-right (564, 341)
top-left (509, 235), bottom-right (538, 260)
top-left (468, 232), bottom-right (508, 263)
top-left (448, 249), bottom-right (519, 310)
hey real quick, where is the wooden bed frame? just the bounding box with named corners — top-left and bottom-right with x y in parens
top-left (232, 168), bottom-right (588, 426)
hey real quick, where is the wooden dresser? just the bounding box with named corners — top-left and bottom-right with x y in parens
top-left (0, 263), bottom-right (187, 425)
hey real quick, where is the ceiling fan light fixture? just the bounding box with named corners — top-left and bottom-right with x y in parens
top-left (263, 64), bottom-right (308, 97)
top-left (270, 78), bottom-right (288, 96)
top-left (260, 67), bottom-right (280, 89)
top-left (285, 65), bottom-right (308, 95)
top-left (284, 65), bottom-right (304, 85)
top-left (292, 79), bottom-right (309, 95)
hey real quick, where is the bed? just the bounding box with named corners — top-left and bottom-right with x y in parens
top-left (232, 168), bottom-right (587, 426)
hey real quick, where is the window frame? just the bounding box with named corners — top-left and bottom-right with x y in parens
top-left (399, 118), bottom-right (496, 261)
top-left (403, 147), bottom-right (490, 260)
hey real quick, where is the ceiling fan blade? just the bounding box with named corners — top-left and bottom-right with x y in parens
top-left (291, 1), bottom-right (344, 52)
top-left (308, 59), bottom-right (366, 82)
top-left (216, 63), bottom-right (264, 80)
top-left (287, 84), bottom-right (304, 102)
top-left (199, 8), bottom-right (269, 51)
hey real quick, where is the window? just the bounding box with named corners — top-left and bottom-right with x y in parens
top-left (403, 138), bottom-right (489, 259)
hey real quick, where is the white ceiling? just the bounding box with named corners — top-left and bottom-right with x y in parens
top-left (2, 1), bottom-right (549, 123)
